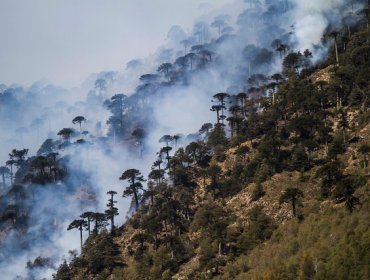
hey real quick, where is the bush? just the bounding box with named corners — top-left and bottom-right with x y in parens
top-left (251, 183), bottom-right (266, 201)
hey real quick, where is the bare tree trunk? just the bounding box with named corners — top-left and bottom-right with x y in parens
top-left (79, 228), bottom-right (83, 252)
top-left (133, 190), bottom-right (139, 210)
top-left (87, 218), bottom-right (91, 236)
top-left (10, 165), bottom-right (13, 185)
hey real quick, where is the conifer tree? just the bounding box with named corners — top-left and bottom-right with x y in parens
top-left (67, 219), bottom-right (86, 251)
top-left (80, 211), bottom-right (94, 236)
top-left (105, 190), bottom-right (119, 235)
top-left (279, 188), bottom-right (304, 217)
top-left (120, 169), bottom-right (145, 210)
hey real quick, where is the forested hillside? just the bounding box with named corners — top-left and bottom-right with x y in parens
top-left (0, 0), bottom-right (369, 279)
top-left (52, 3), bottom-right (370, 280)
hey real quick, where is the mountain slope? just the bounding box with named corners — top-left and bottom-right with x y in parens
top-left (53, 14), bottom-right (370, 280)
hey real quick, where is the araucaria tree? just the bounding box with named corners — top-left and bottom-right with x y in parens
top-left (279, 188), bottom-right (304, 217)
top-left (91, 212), bottom-right (108, 234)
top-left (67, 219), bottom-right (86, 251)
top-left (105, 190), bottom-right (119, 235)
top-left (212, 92), bottom-right (230, 124)
top-left (105, 93), bottom-right (127, 136)
top-left (72, 116), bottom-right (87, 132)
top-left (9, 148), bottom-right (29, 167)
top-left (80, 211), bottom-right (94, 236)
top-left (120, 169), bottom-right (145, 210)
top-left (57, 128), bottom-right (74, 141)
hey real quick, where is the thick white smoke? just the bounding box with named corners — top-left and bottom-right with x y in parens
top-left (291, 0), bottom-right (360, 56)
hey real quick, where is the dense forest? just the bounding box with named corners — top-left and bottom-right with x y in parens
top-left (0, 0), bottom-right (369, 279)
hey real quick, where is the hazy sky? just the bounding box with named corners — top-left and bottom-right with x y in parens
top-left (0, 0), bottom-right (231, 87)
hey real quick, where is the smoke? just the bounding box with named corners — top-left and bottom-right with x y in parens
top-left (0, 0), bottom-right (365, 279)
top-left (292, 0), bottom-right (345, 50)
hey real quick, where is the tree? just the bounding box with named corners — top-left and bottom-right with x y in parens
top-left (212, 92), bottom-right (230, 124)
top-left (76, 232), bottom-right (120, 275)
top-left (105, 93), bottom-right (128, 143)
top-left (235, 145), bottom-right (250, 163)
top-left (8, 184), bottom-right (26, 202)
top-left (120, 169), bottom-right (145, 210)
top-left (175, 56), bottom-right (188, 70)
top-left (72, 116), bottom-right (86, 132)
top-left (91, 212), bottom-right (108, 234)
top-left (149, 169), bottom-right (165, 187)
top-left (67, 219), bottom-right (86, 251)
top-left (358, 6), bottom-right (370, 28)
top-left (9, 148), bottom-right (29, 167)
top-left (298, 253), bottom-right (316, 280)
top-left (159, 135), bottom-right (174, 168)
top-left (283, 52), bottom-right (303, 73)
top-left (159, 135), bottom-right (173, 147)
top-left (237, 206), bottom-right (276, 253)
top-left (157, 63), bottom-right (173, 76)
top-left (271, 39), bottom-right (283, 50)
top-left (276, 44), bottom-right (290, 57)
top-left (152, 159), bottom-right (163, 171)
top-left (227, 105), bottom-right (243, 137)
top-left (251, 183), bottom-right (265, 201)
top-left (6, 159), bottom-right (15, 185)
top-left (208, 124), bottom-right (228, 147)
top-left (185, 52), bottom-right (197, 70)
top-left (131, 231), bottom-right (151, 254)
top-left (144, 181), bottom-right (156, 206)
top-left (80, 211), bottom-right (94, 236)
top-left (172, 134), bottom-right (183, 150)
top-left (207, 164), bottom-right (222, 200)
top-left (191, 202), bottom-right (230, 259)
top-left (211, 17), bottom-right (229, 37)
top-left (132, 127), bottom-right (145, 143)
top-left (106, 190), bottom-right (119, 235)
top-left (180, 39), bottom-right (190, 55)
top-left (236, 92), bottom-right (248, 115)
top-left (211, 105), bottom-right (225, 124)
top-left (95, 78), bottom-right (107, 93)
top-left (337, 109), bottom-right (350, 145)
top-left (53, 260), bottom-right (71, 280)
top-left (31, 156), bottom-right (50, 175)
top-left (199, 123), bottom-right (213, 139)
top-left (358, 143), bottom-right (370, 168)
top-left (271, 73), bottom-right (283, 83)
top-left (159, 146), bottom-right (173, 169)
top-left (279, 188), bottom-right (304, 217)
top-left (333, 174), bottom-right (366, 212)
top-left (327, 30), bottom-right (340, 64)
top-left (57, 128), bottom-right (74, 141)
top-left (211, 19), bottom-right (224, 37)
